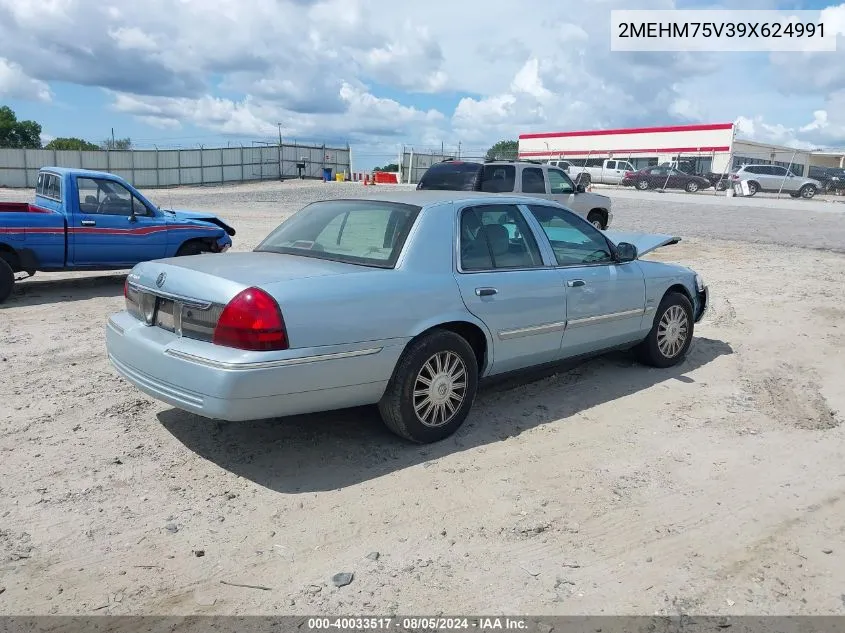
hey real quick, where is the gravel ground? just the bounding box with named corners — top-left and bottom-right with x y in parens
top-left (1, 180), bottom-right (844, 616)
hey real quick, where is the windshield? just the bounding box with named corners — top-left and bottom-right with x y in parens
top-left (255, 199), bottom-right (422, 268)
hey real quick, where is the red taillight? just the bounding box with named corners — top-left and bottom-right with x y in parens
top-left (624, 171), bottom-right (633, 177)
top-left (212, 287), bottom-right (288, 351)
top-left (124, 278), bottom-right (128, 298)
top-left (730, 174), bottom-right (740, 180)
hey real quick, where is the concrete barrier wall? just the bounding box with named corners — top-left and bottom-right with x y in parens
top-left (0, 143), bottom-right (350, 189)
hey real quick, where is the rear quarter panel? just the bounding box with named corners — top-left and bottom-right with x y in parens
top-left (0, 206), bottom-right (66, 270)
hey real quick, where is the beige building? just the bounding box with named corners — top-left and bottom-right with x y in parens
top-left (518, 122), bottom-right (845, 177)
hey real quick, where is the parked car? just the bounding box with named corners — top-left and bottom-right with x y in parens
top-left (808, 165), bottom-right (845, 194)
top-left (730, 164), bottom-right (821, 198)
top-left (416, 159), bottom-right (614, 229)
top-left (553, 158), bottom-right (637, 186)
top-left (621, 166), bottom-right (712, 193)
top-left (0, 167), bottom-right (236, 303)
top-left (106, 191), bottom-right (709, 444)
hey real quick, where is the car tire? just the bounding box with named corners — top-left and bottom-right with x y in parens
top-left (746, 181), bottom-right (759, 196)
top-left (0, 256), bottom-right (15, 304)
top-left (378, 329), bottom-right (479, 443)
top-left (587, 211), bottom-right (605, 230)
top-left (715, 181), bottom-right (727, 191)
top-left (636, 179), bottom-right (650, 190)
top-left (685, 180), bottom-right (700, 193)
top-left (635, 291), bottom-right (695, 369)
top-left (176, 240), bottom-right (207, 256)
top-left (799, 184), bottom-right (817, 199)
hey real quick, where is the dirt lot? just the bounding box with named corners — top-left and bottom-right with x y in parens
top-left (1, 180), bottom-right (844, 616)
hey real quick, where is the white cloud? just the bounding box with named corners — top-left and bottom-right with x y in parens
top-left (1, 0), bottom-right (843, 155)
top-left (0, 57), bottom-right (52, 101)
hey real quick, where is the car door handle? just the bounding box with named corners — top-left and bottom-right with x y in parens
top-left (566, 279), bottom-right (586, 287)
top-left (80, 219), bottom-right (96, 226)
top-left (475, 287), bottom-right (498, 297)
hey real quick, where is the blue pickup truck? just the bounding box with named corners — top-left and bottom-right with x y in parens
top-left (0, 167), bottom-right (235, 303)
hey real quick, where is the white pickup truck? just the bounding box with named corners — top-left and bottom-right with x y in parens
top-left (547, 158), bottom-right (636, 186)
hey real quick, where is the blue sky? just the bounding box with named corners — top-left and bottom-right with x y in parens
top-left (2, 0), bottom-right (845, 170)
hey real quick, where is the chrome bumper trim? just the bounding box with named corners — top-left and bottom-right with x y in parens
top-left (163, 346), bottom-right (383, 370)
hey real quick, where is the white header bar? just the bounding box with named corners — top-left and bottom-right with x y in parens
top-left (610, 10), bottom-right (837, 52)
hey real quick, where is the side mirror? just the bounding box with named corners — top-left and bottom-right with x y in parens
top-left (576, 182), bottom-right (587, 193)
top-left (615, 242), bottom-right (638, 262)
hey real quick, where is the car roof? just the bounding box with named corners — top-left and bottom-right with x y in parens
top-left (327, 189), bottom-right (567, 209)
top-left (41, 166), bottom-right (124, 180)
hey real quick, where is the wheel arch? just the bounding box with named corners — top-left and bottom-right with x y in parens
top-left (406, 315), bottom-right (493, 376)
top-left (0, 243), bottom-right (21, 272)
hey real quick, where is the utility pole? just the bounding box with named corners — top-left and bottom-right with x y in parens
top-left (277, 122), bottom-right (283, 146)
top-left (441, 141), bottom-right (444, 157)
top-left (458, 141), bottom-right (461, 159)
top-left (111, 127), bottom-right (115, 149)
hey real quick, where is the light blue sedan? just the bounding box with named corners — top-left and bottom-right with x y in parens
top-left (106, 191), bottom-right (708, 443)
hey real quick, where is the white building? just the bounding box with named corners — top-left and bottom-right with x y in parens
top-left (517, 122), bottom-right (840, 177)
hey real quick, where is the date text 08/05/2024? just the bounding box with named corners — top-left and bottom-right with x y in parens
top-left (306, 617), bottom-right (531, 630)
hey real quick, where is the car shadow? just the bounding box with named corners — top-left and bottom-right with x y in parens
top-left (1, 272), bottom-right (127, 308)
top-left (159, 336), bottom-right (733, 493)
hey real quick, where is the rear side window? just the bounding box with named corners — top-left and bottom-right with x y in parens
top-left (256, 199), bottom-right (421, 269)
top-left (36, 172), bottom-right (61, 201)
top-left (480, 165), bottom-right (515, 192)
top-left (417, 162), bottom-right (481, 190)
top-left (459, 204), bottom-right (543, 271)
top-left (522, 168), bottom-right (547, 194)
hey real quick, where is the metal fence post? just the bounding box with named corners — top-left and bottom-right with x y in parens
top-left (220, 147), bottom-right (225, 184)
top-left (155, 146), bottom-right (160, 187)
top-left (177, 150), bottom-right (182, 185)
top-left (131, 149), bottom-right (136, 186)
top-left (22, 147), bottom-right (28, 188)
top-left (240, 145), bottom-right (244, 181)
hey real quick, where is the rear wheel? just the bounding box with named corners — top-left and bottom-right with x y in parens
top-left (746, 181), bottom-right (759, 196)
top-left (800, 184), bottom-right (817, 199)
top-left (635, 292), bottom-right (694, 368)
top-left (378, 330), bottom-right (479, 443)
top-left (0, 257), bottom-right (14, 304)
top-left (685, 180), bottom-right (700, 193)
top-left (636, 179), bottom-right (650, 190)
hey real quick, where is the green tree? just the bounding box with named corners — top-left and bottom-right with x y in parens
top-left (45, 137), bottom-right (101, 151)
top-left (485, 139), bottom-right (518, 161)
top-left (102, 137), bottom-right (132, 150)
top-left (374, 163), bottom-right (399, 172)
top-left (0, 105), bottom-right (42, 149)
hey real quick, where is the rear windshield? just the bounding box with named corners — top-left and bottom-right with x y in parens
top-left (417, 162), bottom-right (481, 190)
top-left (255, 199), bottom-right (422, 268)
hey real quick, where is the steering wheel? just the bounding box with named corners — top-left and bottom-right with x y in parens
top-left (95, 194), bottom-right (120, 215)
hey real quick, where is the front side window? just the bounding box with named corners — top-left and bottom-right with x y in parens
top-left (548, 169), bottom-right (574, 194)
top-left (256, 200), bottom-right (421, 268)
top-left (459, 204), bottom-right (543, 271)
top-left (521, 167), bottom-right (547, 194)
top-left (77, 178), bottom-right (148, 216)
top-left (525, 205), bottom-right (613, 266)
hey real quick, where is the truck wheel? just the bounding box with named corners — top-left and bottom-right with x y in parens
top-left (587, 211), bottom-right (605, 230)
top-left (0, 257), bottom-right (14, 304)
top-left (378, 329), bottom-right (479, 443)
top-left (578, 174), bottom-right (591, 187)
top-left (176, 240), bottom-right (207, 257)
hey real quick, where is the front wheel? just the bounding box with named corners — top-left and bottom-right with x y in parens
top-left (685, 180), bottom-right (700, 193)
top-left (800, 184), bottom-right (817, 199)
top-left (635, 292), bottom-right (694, 368)
top-left (587, 211), bottom-right (605, 230)
top-left (378, 330), bottom-right (479, 443)
top-left (176, 240), bottom-right (208, 257)
top-left (0, 257), bottom-right (15, 304)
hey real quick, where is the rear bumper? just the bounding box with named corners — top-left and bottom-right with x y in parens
top-left (105, 311), bottom-right (405, 421)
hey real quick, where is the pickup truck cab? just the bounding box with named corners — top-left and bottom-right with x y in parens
top-left (0, 167), bottom-right (235, 303)
top-left (549, 158), bottom-right (636, 186)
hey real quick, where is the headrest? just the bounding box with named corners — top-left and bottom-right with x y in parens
top-left (481, 223), bottom-right (509, 256)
